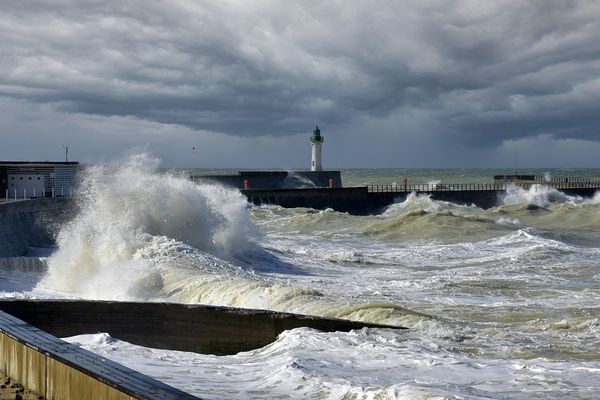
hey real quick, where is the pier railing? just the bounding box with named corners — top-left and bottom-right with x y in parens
top-left (367, 181), bottom-right (600, 193)
top-left (2, 187), bottom-right (74, 202)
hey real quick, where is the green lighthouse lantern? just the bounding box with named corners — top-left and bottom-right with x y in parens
top-left (311, 126), bottom-right (323, 143)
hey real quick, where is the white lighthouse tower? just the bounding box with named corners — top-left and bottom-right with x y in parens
top-left (310, 125), bottom-right (324, 171)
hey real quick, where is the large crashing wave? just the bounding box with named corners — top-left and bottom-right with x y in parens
top-left (33, 155), bottom-right (426, 326)
top-left (38, 154), bottom-right (259, 299)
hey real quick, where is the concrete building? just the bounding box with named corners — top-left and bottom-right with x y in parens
top-left (310, 126), bottom-right (323, 171)
top-left (0, 161), bottom-right (80, 199)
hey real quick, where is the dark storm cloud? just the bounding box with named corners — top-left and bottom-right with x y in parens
top-left (1, 0), bottom-right (599, 144)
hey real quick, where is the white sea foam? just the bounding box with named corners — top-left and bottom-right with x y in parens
top-left (495, 216), bottom-right (521, 226)
top-left (2, 166), bottom-right (599, 398)
top-left (582, 190), bottom-right (600, 205)
top-left (29, 155), bottom-right (424, 325)
top-left (37, 154), bottom-right (259, 299)
top-left (502, 184), bottom-right (576, 207)
top-left (382, 192), bottom-right (439, 216)
top-left (65, 328), bottom-right (600, 400)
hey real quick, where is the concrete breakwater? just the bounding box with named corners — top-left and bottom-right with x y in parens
top-left (243, 184), bottom-right (600, 214)
top-left (243, 186), bottom-right (499, 214)
top-left (0, 300), bottom-right (402, 356)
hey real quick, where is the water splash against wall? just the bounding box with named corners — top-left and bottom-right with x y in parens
top-left (38, 154), bottom-right (259, 299)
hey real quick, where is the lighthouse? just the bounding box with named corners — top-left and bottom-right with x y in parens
top-left (310, 125), bottom-right (324, 171)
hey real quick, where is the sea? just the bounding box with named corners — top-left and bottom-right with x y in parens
top-left (2, 155), bottom-right (600, 399)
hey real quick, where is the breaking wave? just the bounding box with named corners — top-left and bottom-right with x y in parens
top-left (502, 184), bottom-right (573, 207)
top-left (37, 154), bottom-right (259, 299)
top-left (33, 154), bottom-right (422, 326)
top-left (501, 184), bottom-right (600, 207)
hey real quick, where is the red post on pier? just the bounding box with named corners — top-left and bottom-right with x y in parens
top-left (403, 177), bottom-right (408, 189)
top-left (243, 179), bottom-right (249, 190)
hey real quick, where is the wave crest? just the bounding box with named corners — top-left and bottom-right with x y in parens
top-left (38, 153), bottom-right (258, 298)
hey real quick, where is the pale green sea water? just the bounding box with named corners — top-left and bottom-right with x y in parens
top-left (186, 167), bottom-right (600, 186)
top-left (4, 164), bottom-right (600, 399)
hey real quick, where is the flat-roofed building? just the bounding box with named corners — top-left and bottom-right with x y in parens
top-left (0, 161), bottom-right (80, 199)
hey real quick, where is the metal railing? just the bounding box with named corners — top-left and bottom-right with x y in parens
top-left (367, 181), bottom-right (600, 193)
top-left (2, 187), bottom-right (74, 202)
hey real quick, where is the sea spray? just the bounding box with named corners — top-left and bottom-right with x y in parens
top-left (33, 155), bottom-right (427, 325)
top-left (279, 171), bottom-right (317, 188)
top-left (36, 162), bottom-right (600, 323)
top-left (502, 184), bottom-right (575, 207)
top-left (38, 154), bottom-right (259, 299)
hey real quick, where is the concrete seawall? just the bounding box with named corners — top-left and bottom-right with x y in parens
top-left (242, 187), bottom-right (499, 214)
top-left (243, 187), bottom-right (380, 214)
top-left (0, 300), bottom-right (402, 356)
top-left (243, 186), bottom-right (600, 214)
top-left (0, 198), bottom-right (71, 257)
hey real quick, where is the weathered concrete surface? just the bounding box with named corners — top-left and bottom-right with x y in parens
top-left (243, 187), bottom-right (379, 214)
top-left (0, 310), bottom-right (197, 400)
top-left (0, 300), bottom-right (403, 356)
top-left (0, 198), bottom-right (71, 257)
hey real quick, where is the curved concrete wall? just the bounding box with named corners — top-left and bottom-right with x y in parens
top-left (0, 198), bottom-right (71, 257)
top-left (0, 300), bottom-right (402, 356)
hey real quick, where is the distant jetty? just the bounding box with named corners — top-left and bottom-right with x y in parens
top-left (244, 177), bottom-right (600, 214)
top-left (192, 170), bottom-right (342, 189)
top-left (193, 172), bottom-right (600, 215)
top-left (189, 127), bottom-right (600, 214)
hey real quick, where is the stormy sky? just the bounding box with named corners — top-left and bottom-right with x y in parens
top-left (1, 0), bottom-right (600, 168)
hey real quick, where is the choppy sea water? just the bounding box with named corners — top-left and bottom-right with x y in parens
top-left (2, 158), bottom-right (600, 399)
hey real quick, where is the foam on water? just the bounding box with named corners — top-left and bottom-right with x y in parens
top-left (37, 154), bottom-right (259, 300)
top-left (65, 328), bottom-right (600, 400)
top-left (502, 184), bottom-right (579, 207)
top-left (3, 165), bottom-right (600, 398)
top-left (382, 192), bottom-right (444, 216)
top-left (27, 155), bottom-right (425, 326)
